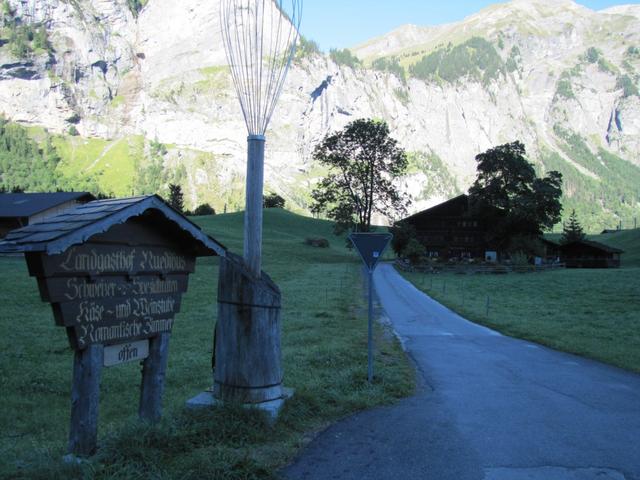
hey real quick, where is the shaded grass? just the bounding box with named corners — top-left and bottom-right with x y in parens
top-left (0, 209), bottom-right (414, 479)
top-left (400, 267), bottom-right (640, 373)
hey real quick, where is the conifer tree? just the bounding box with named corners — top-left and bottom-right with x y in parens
top-left (168, 183), bottom-right (184, 213)
top-left (561, 209), bottom-right (585, 244)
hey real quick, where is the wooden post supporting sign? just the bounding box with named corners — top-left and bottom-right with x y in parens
top-left (139, 332), bottom-right (171, 422)
top-left (68, 344), bottom-right (104, 456)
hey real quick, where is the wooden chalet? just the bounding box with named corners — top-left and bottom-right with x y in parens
top-left (540, 238), bottom-right (562, 262)
top-left (0, 192), bottom-right (95, 238)
top-left (402, 194), bottom-right (492, 259)
top-left (559, 240), bottom-right (623, 268)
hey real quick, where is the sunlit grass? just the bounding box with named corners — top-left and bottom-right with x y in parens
top-left (400, 266), bottom-right (640, 373)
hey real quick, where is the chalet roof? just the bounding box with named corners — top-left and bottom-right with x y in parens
top-left (0, 192), bottom-right (95, 218)
top-left (540, 237), bottom-right (560, 247)
top-left (404, 194), bottom-right (470, 223)
top-left (0, 195), bottom-right (226, 256)
top-left (559, 239), bottom-right (624, 254)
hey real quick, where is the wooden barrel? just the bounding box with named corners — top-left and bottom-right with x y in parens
top-left (213, 252), bottom-right (283, 403)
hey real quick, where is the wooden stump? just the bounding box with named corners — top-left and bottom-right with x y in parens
top-left (214, 252), bottom-right (283, 403)
top-left (68, 344), bottom-right (103, 456)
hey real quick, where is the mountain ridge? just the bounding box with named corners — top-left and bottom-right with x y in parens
top-left (0, 0), bottom-right (638, 231)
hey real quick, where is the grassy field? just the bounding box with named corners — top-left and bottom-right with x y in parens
top-left (53, 135), bottom-right (142, 197)
top-left (399, 229), bottom-right (640, 374)
top-left (0, 209), bottom-right (414, 479)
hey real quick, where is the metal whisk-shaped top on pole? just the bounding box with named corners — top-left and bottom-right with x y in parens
top-left (220, 0), bottom-right (301, 277)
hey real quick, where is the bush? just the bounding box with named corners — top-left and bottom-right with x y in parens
top-left (509, 251), bottom-right (529, 266)
top-left (403, 238), bottom-right (424, 265)
top-left (584, 47), bottom-right (601, 64)
top-left (193, 203), bottom-right (215, 216)
top-left (389, 221), bottom-right (417, 256)
top-left (127, 0), bottom-right (146, 17)
top-left (556, 75), bottom-right (575, 100)
top-left (304, 237), bottom-right (329, 248)
top-left (372, 56), bottom-right (406, 83)
top-left (32, 25), bottom-right (48, 51)
top-left (68, 125), bottom-right (79, 136)
top-left (506, 46), bottom-right (521, 73)
top-left (507, 234), bottom-right (544, 257)
top-left (393, 87), bottom-right (410, 105)
top-left (8, 26), bottom-right (30, 58)
top-left (66, 113), bottom-right (81, 124)
top-left (625, 46), bottom-right (640, 58)
top-left (263, 192), bottom-right (285, 208)
top-left (330, 48), bottom-right (361, 69)
top-left (616, 75), bottom-right (639, 98)
top-left (295, 36), bottom-right (321, 60)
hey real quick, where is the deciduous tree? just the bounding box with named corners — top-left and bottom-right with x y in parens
top-left (311, 119), bottom-right (410, 233)
top-left (468, 141), bottom-right (563, 250)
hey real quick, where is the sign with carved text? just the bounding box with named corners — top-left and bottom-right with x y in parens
top-left (0, 194), bottom-right (226, 456)
top-left (26, 244), bottom-right (195, 350)
top-left (104, 340), bottom-right (150, 367)
top-left (26, 244), bottom-right (195, 277)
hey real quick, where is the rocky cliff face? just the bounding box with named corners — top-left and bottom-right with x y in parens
top-left (0, 0), bottom-right (639, 227)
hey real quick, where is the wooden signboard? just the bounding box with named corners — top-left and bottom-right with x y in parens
top-left (26, 244), bottom-right (191, 351)
top-left (0, 196), bottom-right (225, 458)
top-left (22, 241), bottom-right (196, 457)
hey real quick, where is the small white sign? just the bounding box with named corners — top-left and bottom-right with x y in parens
top-left (104, 340), bottom-right (149, 367)
top-left (373, 251), bottom-right (380, 258)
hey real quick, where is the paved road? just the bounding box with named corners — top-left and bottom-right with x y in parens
top-left (282, 263), bottom-right (640, 480)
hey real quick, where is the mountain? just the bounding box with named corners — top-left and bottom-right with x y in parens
top-left (0, 0), bottom-right (639, 231)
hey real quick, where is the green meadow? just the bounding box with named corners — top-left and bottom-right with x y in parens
top-left (399, 229), bottom-right (640, 373)
top-left (0, 209), bottom-right (414, 479)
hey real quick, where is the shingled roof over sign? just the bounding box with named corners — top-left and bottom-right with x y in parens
top-left (0, 195), bottom-right (226, 256)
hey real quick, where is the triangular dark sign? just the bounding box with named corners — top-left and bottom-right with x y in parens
top-left (349, 233), bottom-right (393, 272)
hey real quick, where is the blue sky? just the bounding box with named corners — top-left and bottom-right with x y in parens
top-left (300, 0), bottom-right (637, 51)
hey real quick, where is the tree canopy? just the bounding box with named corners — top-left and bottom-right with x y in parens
top-left (468, 141), bottom-right (563, 250)
top-left (311, 119), bottom-right (410, 233)
top-left (263, 192), bottom-right (285, 209)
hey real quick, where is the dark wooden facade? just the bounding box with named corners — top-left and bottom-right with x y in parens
top-left (559, 240), bottom-right (623, 268)
top-left (540, 238), bottom-right (561, 262)
top-left (403, 195), bottom-right (491, 259)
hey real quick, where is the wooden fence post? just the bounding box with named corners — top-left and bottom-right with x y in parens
top-left (461, 282), bottom-right (465, 307)
top-left (139, 333), bottom-right (171, 422)
top-left (68, 344), bottom-right (104, 457)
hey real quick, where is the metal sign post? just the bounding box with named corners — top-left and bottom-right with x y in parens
top-left (348, 233), bottom-right (393, 383)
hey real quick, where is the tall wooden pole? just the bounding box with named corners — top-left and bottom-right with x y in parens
top-left (245, 135), bottom-right (265, 278)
